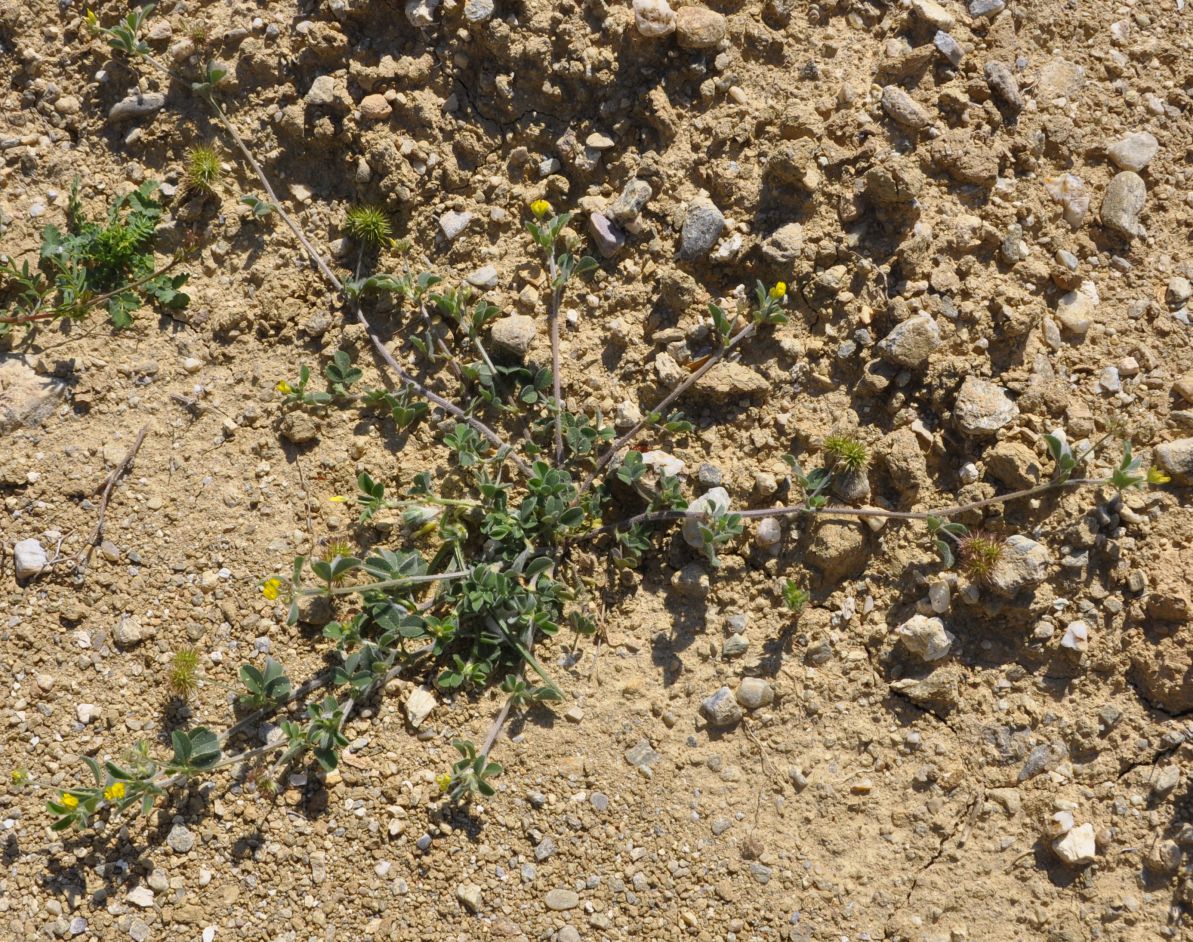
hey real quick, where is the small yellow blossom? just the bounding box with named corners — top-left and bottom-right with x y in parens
top-left (328, 495), bottom-right (348, 503)
top-left (261, 577), bottom-right (284, 601)
top-left (1148, 467), bottom-right (1171, 485)
top-left (435, 772), bottom-right (453, 794)
top-left (104, 782), bottom-right (126, 802)
top-left (275, 380), bottom-right (293, 395)
top-left (84, 9), bottom-right (98, 28)
top-left (61, 792), bottom-right (79, 809)
top-left (769, 282), bottom-right (787, 300)
top-left (530, 199), bottom-right (551, 220)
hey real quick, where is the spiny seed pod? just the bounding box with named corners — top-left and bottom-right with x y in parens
top-left (823, 434), bottom-right (869, 473)
top-left (184, 146), bottom-right (222, 195)
top-left (957, 531), bottom-right (1004, 583)
top-left (168, 648), bottom-right (200, 699)
top-left (344, 205), bottom-right (392, 248)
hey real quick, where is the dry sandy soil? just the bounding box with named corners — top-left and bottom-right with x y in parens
top-left (3, 0), bottom-right (1193, 940)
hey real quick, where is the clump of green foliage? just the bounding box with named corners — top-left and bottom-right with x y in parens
top-left (184, 145), bottom-right (222, 196)
top-left (782, 579), bottom-right (810, 614)
top-left (1, 179), bottom-right (189, 331)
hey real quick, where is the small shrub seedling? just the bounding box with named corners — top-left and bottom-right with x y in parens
top-left (1, 179), bottom-right (190, 331)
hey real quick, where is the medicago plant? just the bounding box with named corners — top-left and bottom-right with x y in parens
top-left (43, 4), bottom-right (1166, 831)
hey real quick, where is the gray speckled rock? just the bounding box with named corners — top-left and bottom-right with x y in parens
top-left (679, 197), bottom-right (724, 259)
top-left (1154, 438), bottom-right (1193, 484)
top-left (490, 315), bottom-right (537, 360)
top-left (954, 377), bottom-right (1018, 437)
top-left (608, 178), bottom-right (653, 224)
top-left (989, 535), bottom-right (1051, 597)
top-left (984, 61), bottom-right (1022, 112)
top-left (463, 0), bottom-right (495, 21)
top-left (1107, 131), bottom-right (1158, 172)
top-left (881, 85), bottom-right (931, 129)
top-left (544, 888), bottom-right (580, 911)
top-left (701, 686), bottom-right (743, 726)
top-left (735, 677), bottom-right (774, 710)
top-left (877, 314), bottom-right (942, 368)
top-left (1101, 171), bottom-right (1146, 239)
top-left (896, 615), bottom-right (954, 661)
top-left (108, 92), bottom-right (166, 122)
top-left (968, 0), bottom-right (1004, 16)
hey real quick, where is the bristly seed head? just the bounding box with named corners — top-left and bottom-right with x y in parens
top-left (344, 205), bottom-right (392, 248)
top-left (185, 145), bottom-right (222, 195)
top-left (957, 531), bottom-right (1004, 583)
top-left (168, 647), bottom-right (200, 699)
top-left (323, 539), bottom-right (353, 563)
top-left (823, 434), bottom-right (869, 473)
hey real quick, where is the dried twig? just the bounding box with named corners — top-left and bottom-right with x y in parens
top-left (75, 424), bottom-right (150, 575)
top-left (581, 321), bottom-right (757, 493)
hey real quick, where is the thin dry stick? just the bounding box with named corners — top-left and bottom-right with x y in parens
top-left (581, 321), bottom-right (757, 493)
top-left (569, 476), bottom-right (1107, 545)
top-left (293, 451), bottom-right (316, 555)
top-left (352, 300), bottom-right (532, 475)
top-left (546, 250), bottom-right (564, 464)
top-left (76, 424), bottom-right (150, 574)
top-left (480, 696), bottom-right (515, 759)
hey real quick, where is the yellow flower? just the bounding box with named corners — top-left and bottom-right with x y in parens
top-left (435, 772), bottom-right (453, 794)
top-left (104, 782), bottom-right (126, 802)
top-left (61, 792), bottom-right (79, 809)
top-left (275, 380), bottom-right (293, 395)
top-left (530, 199), bottom-right (551, 220)
top-left (328, 495), bottom-right (348, 503)
top-left (261, 577), bottom-right (284, 601)
top-left (769, 282), bottom-right (787, 300)
top-left (1148, 467), bottom-right (1171, 485)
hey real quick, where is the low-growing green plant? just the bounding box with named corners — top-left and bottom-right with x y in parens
top-left (782, 579), bottom-right (810, 615)
top-left (1, 179), bottom-right (190, 331)
top-left (238, 657), bottom-right (291, 709)
top-left (444, 739), bottom-right (503, 802)
top-left (956, 531), bottom-right (1004, 583)
top-left (239, 194), bottom-right (276, 219)
top-left (324, 350), bottom-right (363, 398)
top-left (276, 365), bottom-right (331, 409)
top-left (47, 3), bottom-right (1166, 833)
